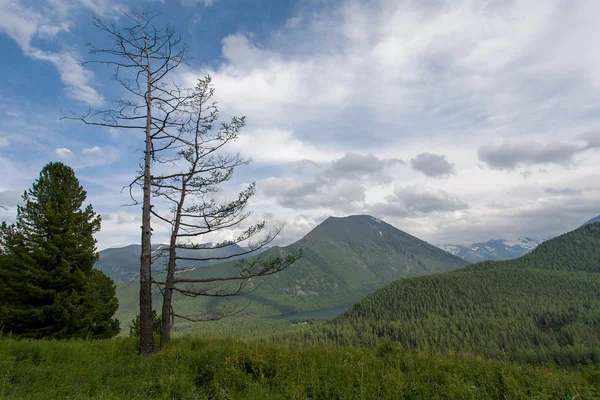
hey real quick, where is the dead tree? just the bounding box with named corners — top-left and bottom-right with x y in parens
top-left (63, 10), bottom-right (191, 354)
top-left (148, 76), bottom-right (301, 348)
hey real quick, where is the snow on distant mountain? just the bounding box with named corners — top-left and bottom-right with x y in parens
top-left (437, 237), bottom-right (544, 263)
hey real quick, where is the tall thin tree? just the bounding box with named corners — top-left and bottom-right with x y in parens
top-left (63, 10), bottom-right (191, 354)
top-left (148, 76), bottom-right (301, 347)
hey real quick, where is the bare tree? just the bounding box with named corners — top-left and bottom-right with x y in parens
top-left (63, 10), bottom-right (191, 354)
top-left (148, 76), bottom-right (301, 347)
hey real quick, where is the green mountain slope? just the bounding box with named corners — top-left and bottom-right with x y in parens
top-left (115, 215), bottom-right (468, 323)
top-left (297, 223), bottom-right (600, 365)
top-left (95, 243), bottom-right (251, 283)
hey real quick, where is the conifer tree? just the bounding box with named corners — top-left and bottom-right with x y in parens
top-left (0, 162), bottom-right (119, 339)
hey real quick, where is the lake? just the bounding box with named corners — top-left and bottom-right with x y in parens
top-left (267, 305), bottom-right (351, 320)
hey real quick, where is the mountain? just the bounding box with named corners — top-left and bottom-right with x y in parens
top-left (114, 215), bottom-right (469, 323)
top-left (581, 214), bottom-right (600, 227)
top-left (95, 242), bottom-right (250, 283)
top-left (305, 222), bottom-right (600, 365)
top-left (440, 214), bottom-right (600, 263)
top-left (438, 237), bottom-right (543, 263)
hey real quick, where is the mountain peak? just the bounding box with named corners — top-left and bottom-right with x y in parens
top-left (323, 214), bottom-right (384, 223)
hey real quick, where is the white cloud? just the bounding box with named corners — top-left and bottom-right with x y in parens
top-left (82, 146), bottom-right (102, 155)
top-left (27, 48), bottom-right (104, 106)
top-left (478, 140), bottom-right (585, 170)
top-left (230, 128), bottom-right (343, 164)
top-left (410, 153), bottom-right (456, 178)
top-left (4, 0), bottom-right (600, 250)
top-left (39, 145), bottom-right (119, 168)
top-left (0, 0), bottom-right (107, 106)
top-left (181, 0), bottom-right (216, 6)
top-left (178, 0), bottom-right (600, 246)
top-left (55, 147), bottom-right (73, 158)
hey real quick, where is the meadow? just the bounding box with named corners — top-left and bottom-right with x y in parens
top-left (2, 330), bottom-right (600, 399)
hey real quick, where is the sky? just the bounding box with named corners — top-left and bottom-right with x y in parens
top-left (0, 0), bottom-right (599, 250)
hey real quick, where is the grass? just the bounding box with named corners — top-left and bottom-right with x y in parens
top-left (1, 336), bottom-right (599, 399)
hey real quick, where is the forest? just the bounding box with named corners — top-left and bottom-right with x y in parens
top-left (276, 223), bottom-right (600, 366)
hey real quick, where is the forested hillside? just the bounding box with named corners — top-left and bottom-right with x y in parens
top-left (284, 223), bottom-right (600, 365)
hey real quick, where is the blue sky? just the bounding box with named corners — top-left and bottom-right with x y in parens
top-left (1, 0), bottom-right (599, 250)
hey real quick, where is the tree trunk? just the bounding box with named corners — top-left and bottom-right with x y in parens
top-left (159, 238), bottom-right (176, 348)
top-left (139, 32), bottom-right (155, 355)
top-left (139, 132), bottom-right (154, 354)
top-left (159, 184), bottom-right (186, 348)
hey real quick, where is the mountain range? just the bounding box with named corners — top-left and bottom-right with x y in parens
top-left (437, 237), bottom-right (543, 263)
top-left (438, 214), bottom-right (600, 263)
top-left (112, 215), bottom-right (468, 324)
top-left (95, 242), bottom-right (263, 283)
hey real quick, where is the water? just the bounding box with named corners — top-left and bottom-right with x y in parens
top-left (267, 305), bottom-right (351, 320)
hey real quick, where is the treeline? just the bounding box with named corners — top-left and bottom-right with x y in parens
top-left (276, 223), bottom-right (600, 366)
top-left (0, 163), bottom-right (119, 339)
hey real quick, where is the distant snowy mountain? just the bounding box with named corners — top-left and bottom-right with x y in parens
top-left (438, 237), bottom-right (544, 263)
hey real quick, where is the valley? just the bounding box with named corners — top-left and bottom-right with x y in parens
top-left (111, 215), bottom-right (468, 326)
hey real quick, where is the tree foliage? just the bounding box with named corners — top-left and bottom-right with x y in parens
top-left (0, 162), bottom-right (119, 339)
top-left (128, 310), bottom-right (162, 338)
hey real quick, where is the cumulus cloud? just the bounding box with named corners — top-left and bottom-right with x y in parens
top-left (181, 0), bottom-right (216, 6)
top-left (410, 153), bottom-right (456, 178)
top-left (261, 177), bottom-right (365, 212)
top-left (371, 185), bottom-right (469, 218)
top-left (229, 128), bottom-right (342, 164)
top-left (55, 146), bottom-right (120, 168)
top-left (259, 152), bottom-right (405, 212)
top-left (426, 182), bottom-right (600, 245)
top-left (82, 146), bottom-right (102, 155)
top-left (0, 0), bottom-right (106, 106)
top-left (477, 140), bottom-right (583, 170)
top-left (5, 0), bottom-right (600, 250)
top-left (324, 153), bottom-right (404, 182)
top-left (56, 147), bottom-right (73, 158)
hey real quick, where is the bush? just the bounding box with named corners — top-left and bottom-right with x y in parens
top-left (128, 310), bottom-right (162, 338)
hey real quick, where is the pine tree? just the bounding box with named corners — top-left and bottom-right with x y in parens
top-left (0, 162), bottom-right (119, 339)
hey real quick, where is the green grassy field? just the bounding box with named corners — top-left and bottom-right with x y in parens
top-left (1, 335), bottom-right (599, 399)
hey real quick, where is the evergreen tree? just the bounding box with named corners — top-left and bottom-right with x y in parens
top-left (0, 162), bottom-right (119, 339)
